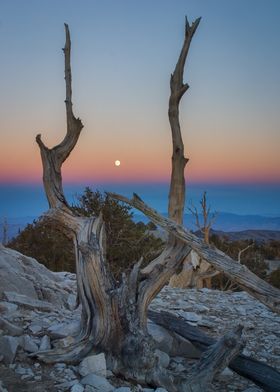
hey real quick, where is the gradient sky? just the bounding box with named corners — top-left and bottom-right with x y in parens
top-left (0, 0), bottom-right (280, 185)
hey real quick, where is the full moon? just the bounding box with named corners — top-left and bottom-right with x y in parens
top-left (114, 160), bottom-right (121, 167)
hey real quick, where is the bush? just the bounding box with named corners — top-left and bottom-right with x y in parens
top-left (268, 269), bottom-right (280, 289)
top-left (210, 236), bottom-right (268, 289)
top-left (8, 188), bottom-right (164, 279)
top-left (8, 218), bottom-right (75, 272)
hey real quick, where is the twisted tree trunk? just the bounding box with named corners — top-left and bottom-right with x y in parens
top-left (33, 20), bottom-right (268, 391)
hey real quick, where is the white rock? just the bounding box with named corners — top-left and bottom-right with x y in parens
top-left (0, 316), bottom-right (23, 336)
top-left (39, 335), bottom-right (51, 351)
top-left (71, 384), bottom-right (85, 392)
top-left (19, 335), bottom-right (39, 353)
top-left (114, 388), bottom-right (132, 392)
top-left (4, 291), bottom-right (53, 312)
top-left (15, 364), bottom-right (29, 375)
top-left (0, 335), bottom-right (19, 364)
top-left (155, 349), bottom-right (170, 368)
top-left (0, 247), bottom-right (76, 308)
top-left (79, 353), bottom-right (107, 377)
top-left (0, 301), bottom-right (18, 314)
top-left (81, 373), bottom-right (114, 391)
top-left (147, 321), bottom-right (173, 354)
top-left (29, 323), bottom-right (43, 334)
top-left (220, 367), bottom-right (233, 378)
top-left (48, 320), bottom-right (80, 338)
top-left (67, 294), bottom-right (77, 310)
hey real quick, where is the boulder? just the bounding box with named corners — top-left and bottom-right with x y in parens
top-left (39, 335), bottom-right (51, 351)
top-left (0, 316), bottom-right (23, 336)
top-left (4, 291), bottom-right (53, 312)
top-left (0, 301), bottom-right (18, 314)
top-left (79, 353), bottom-right (107, 377)
top-left (155, 349), bottom-right (170, 368)
top-left (19, 335), bottom-right (39, 353)
top-left (0, 247), bottom-right (76, 308)
top-left (0, 335), bottom-right (19, 364)
top-left (147, 321), bottom-right (173, 354)
top-left (47, 319), bottom-right (80, 338)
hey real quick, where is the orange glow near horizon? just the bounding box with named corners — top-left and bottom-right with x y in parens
top-left (1, 145), bottom-right (279, 185)
top-left (1, 2), bottom-right (280, 188)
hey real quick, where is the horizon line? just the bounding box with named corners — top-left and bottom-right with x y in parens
top-left (1, 179), bottom-right (280, 187)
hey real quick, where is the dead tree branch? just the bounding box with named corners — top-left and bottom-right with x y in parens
top-left (168, 16), bottom-right (201, 225)
top-left (109, 192), bottom-right (280, 314)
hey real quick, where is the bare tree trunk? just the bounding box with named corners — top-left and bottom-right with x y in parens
top-left (168, 17), bottom-right (200, 225)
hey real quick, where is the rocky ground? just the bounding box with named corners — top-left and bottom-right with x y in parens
top-left (0, 245), bottom-right (279, 392)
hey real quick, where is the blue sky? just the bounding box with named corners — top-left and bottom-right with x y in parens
top-left (0, 0), bottom-right (279, 219)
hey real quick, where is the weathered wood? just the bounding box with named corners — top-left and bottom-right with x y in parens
top-left (182, 325), bottom-right (244, 391)
top-left (148, 309), bottom-right (280, 392)
top-left (168, 16), bottom-right (201, 225)
top-left (109, 193), bottom-right (280, 314)
top-left (36, 24), bottom-right (83, 210)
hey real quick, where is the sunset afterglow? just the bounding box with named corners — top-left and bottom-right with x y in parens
top-left (0, 1), bottom-right (279, 189)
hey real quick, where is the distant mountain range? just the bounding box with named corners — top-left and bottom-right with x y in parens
top-left (135, 212), bottom-right (280, 232)
top-left (189, 212), bottom-right (280, 232)
top-left (1, 212), bottom-right (280, 243)
top-left (209, 229), bottom-right (280, 242)
top-left (0, 216), bottom-right (37, 242)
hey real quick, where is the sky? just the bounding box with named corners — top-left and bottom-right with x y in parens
top-left (0, 0), bottom-right (280, 218)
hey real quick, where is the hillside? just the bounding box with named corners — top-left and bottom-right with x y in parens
top-left (211, 229), bottom-right (280, 242)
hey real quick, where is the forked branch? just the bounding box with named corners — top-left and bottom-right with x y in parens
top-left (36, 24), bottom-right (83, 209)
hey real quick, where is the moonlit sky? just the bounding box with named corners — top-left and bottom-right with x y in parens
top-left (0, 0), bottom-right (280, 218)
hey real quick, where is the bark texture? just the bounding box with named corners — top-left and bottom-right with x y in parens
top-left (168, 17), bottom-right (200, 225)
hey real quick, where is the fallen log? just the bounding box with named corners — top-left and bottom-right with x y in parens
top-left (148, 309), bottom-right (280, 392)
top-left (110, 192), bottom-right (280, 315)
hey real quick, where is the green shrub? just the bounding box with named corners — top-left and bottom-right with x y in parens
top-left (8, 188), bottom-right (164, 279)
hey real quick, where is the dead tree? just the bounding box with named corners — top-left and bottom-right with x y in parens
top-left (110, 192), bottom-right (280, 314)
top-left (222, 241), bottom-right (254, 291)
top-left (238, 242), bottom-right (254, 263)
top-left (187, 191), bottom-right (219, 288)
top-left (34, 20), bottom-right (280, 391)
top-left (189, 191), bottom-right (217, 244)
